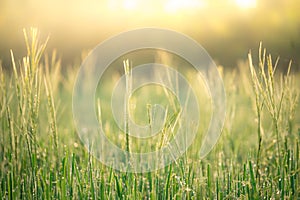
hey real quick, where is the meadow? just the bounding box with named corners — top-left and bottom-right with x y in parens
top-left (0, 28), bottom-right (299, 199)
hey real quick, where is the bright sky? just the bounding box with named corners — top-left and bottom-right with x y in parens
top-left (119, 0), bottom-right (256, 12)
top-left (107, 0), bottom-right (257, 13)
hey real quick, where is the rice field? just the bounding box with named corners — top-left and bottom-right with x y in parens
top-left (0, 28), bottom-right (299, 199)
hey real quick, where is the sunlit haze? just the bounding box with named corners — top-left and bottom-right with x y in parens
top-left (0, 0), bottom-right (299, 68)
top-left (235, 0), bottom-right (257, 8)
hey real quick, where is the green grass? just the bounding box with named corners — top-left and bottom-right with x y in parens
top-left (0, 28), bottom-right (299, 199)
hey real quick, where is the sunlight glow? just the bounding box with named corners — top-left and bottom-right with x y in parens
top-left (235, 0), bottom-right (256, 8)
top-left (108, 0), bottom-right (257, 14)
top-left (165, 0), bottom-right (205, 13)
top-left (123, 0), bottom-right (138, 10)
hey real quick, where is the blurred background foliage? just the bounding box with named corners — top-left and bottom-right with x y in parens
top-left (0, 0), bottom-right (299, 69)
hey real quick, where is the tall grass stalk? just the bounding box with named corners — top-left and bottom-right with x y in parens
top-left (248, 43), bottom-right (299, 198)
top-left (123, 59), bottom-right (132, 159)
top-left (248, 43), bottom-right (284, 164)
